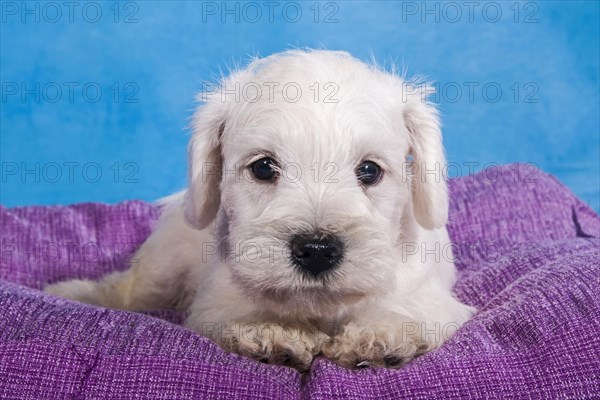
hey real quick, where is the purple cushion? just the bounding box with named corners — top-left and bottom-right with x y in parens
top-left (1, 163), bottom-right (599, 399)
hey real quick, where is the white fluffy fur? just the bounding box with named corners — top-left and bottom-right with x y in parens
top-left (46, 50), bottom-right (475, 370)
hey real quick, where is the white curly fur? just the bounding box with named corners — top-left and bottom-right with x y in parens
top-left (45, 50), bottom-right (475, 371)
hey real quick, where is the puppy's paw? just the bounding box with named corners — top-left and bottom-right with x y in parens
top-left (208, 322), bottom-right (327, 371)
top-left (322, 322), bottom-right (432, 369)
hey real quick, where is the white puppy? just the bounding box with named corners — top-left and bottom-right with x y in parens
top-left (46, 50), bottom-right (475, 370)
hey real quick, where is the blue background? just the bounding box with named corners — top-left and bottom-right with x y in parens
top-left (1, 1), bottom-right (599, 211)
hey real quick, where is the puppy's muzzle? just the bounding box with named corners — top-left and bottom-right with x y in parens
top-left (290, 234), bottom-right (344, 277)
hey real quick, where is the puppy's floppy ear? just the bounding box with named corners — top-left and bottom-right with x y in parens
top-left (183, 98), bottom-right (227, 229)
top-left (403, 86), bottom-right (449, 230)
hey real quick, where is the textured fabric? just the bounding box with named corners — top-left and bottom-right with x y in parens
top-left (1, 164), bottom-right (599, 399)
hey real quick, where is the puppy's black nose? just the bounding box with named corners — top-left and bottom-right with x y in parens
top-left (290, 234), bottom-right (343, 277)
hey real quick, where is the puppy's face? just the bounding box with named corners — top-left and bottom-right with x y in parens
top-left (185, 51), bottom-right (448, 318)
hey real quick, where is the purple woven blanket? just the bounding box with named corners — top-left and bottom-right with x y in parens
top-left (1, 164), bottom-right (599, 399)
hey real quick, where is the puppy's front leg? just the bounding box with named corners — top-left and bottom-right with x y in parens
top-left (322, 316), bottom-right (431, 369)
top-left (205, 321), bottom-right (327, 371)
top-left (322, 291), bottom-right (474, 369)
top-left (185, 277), bottom-right (327, 371)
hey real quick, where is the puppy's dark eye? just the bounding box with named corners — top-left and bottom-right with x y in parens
top-left (356, 161), bottom-right (382, 185)
top-left (250, 157), bottom-right (278, 181)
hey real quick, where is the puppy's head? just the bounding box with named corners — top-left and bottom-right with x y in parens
top-left (184, 50), bottom-right (448, 318)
